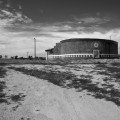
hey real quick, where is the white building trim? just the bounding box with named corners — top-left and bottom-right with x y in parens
top-left (48, 53), bottom-right (118, 59)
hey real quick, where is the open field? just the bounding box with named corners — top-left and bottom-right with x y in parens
top-left (1, 58), bottom-right (120, 64)
top-left (0, 63), bottom-right (120, 120)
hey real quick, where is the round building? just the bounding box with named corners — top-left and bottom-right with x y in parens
top-left (45, 38), bottom-right (118, 60)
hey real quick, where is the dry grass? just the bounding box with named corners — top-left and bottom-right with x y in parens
top-left (0, 66), bottom-right (7, 104)
top-left (0, 66), bottom-right (7, 78)
top-left (8, 67), bottom-right (73, 87)
top-left (0, 66), bottom-right (26, 105)
top-left (9, 66), bottom-right (120, 106)
top-left (96, 64), bottom-right (120, 80)
top-left (110, 63), bottom-right (120, 66)
top-left (10, 94), bottom-right (26, 103)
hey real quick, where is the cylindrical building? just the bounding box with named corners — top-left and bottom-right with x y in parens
top-left (45, 38), bottom-right (118, 60)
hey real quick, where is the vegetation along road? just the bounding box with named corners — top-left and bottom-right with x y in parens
top-left (0, 63), bottom-right (120, 120)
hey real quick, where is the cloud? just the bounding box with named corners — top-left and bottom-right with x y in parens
top-left (0, 44), bottom-right (6, 50)
top-left (81, 17), bottom-right (109, 24)
top-left (1, 9), bottom-right (13, 17)
top-left (74, 16), bottom-right (110, 26)
top-left (0, 0), bottom-right (3, 5)
top-left (0, 2), bottom-right (33, 57)
top-left (0, 0), bottom-right (32, 26)
top-left (2, 26), bottom-right (120, 57)
top-left (18, 5), bottom-right (22, 10)
top-left (0, 1), bottom-right (120, 57)
top-left (0, 5), bottom-right (120, 57)
top-left (0, 10), bottom-right (32, 25)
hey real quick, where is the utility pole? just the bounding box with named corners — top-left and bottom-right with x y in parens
top-left (34, 38), bottom-right (36, 58)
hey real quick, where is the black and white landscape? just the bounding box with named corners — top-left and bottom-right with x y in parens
top-left (0, 63), bottom-right (120, 120)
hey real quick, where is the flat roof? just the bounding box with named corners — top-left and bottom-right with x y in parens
top-left (45, 48), bottom-right (53, 52)
top-left (60, 38), bottom-right (118, 44)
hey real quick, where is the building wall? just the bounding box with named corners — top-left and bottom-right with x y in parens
top-left (53, 43), bottom-right (61, 55)
top-left (61, 40), bottom-right (95, 54)
top-left (46, 38), bottom-right (118, 60)
top-left (60, 39), bottom-right (118, 54)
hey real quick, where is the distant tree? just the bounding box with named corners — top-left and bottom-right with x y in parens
top-left (15, 56), bottom-right (18, 59)
top-left (0, 55), bottom-right (2, 59)
top-left (39, 57), bottom-right (46, 60)
top-left (11, 56), bottom-right (14, 59)
top-left (19, 57), bottom-right (24, 59)
top-left (28, 56), bottom-right (33, 60)
top-left (35, 56), bottom-right (39, 59)
top-left (5, 55), bottom-right (8, 59)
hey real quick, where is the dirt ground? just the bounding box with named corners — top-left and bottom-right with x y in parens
top-left (0, 64), bottom-right (120, 120)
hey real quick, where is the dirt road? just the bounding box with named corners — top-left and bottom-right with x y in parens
top-left (0, 65), bottom-right (120, 120)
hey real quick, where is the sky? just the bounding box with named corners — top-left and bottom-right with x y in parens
top-left (0, 0), bottom-right (120, 57)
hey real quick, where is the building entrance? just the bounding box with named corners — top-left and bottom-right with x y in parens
top-left (93, 50), bottom-right (100, 58)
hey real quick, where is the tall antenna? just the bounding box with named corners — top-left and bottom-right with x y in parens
top-left (34, 38), bottom-right (36, 58)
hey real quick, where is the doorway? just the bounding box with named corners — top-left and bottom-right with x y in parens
top-left (93, 50), bottom-right (100, 58)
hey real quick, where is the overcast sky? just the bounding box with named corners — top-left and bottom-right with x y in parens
top-left (0, 0), bottom-right (120, 57)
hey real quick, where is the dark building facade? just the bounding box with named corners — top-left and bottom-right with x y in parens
top-left (45, 38), bottom-right (118, 60)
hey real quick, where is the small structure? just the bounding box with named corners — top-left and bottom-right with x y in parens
top-left (45, 38), bottom-right (118, 60)
top-left (45, 48), bottom-right (53, 60)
